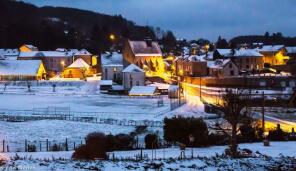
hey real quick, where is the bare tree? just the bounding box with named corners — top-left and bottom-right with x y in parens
top-left (218, 89), bottom-right (251, 157)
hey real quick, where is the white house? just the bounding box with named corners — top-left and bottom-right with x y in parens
top-left (122, 64), bottom-right (145, 90)
top-left (207, 59), bottom-right (239, 77)
top-left (101, 52), bottom-right (123, 82)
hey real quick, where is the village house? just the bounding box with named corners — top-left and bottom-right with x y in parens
top-left (286, 47), bottom-right (296, 61)
top-left (122, 64), bottom-right (145, 90)
top-left (19, 44), bottom-right (38, 52)
top-left (101, 52), bottom-right (123, 82)
top-left (207, 59), bottom-right (239, 77)
top-left (214, 49), bottom-right (264, 71)
top-left (258, 45), bottom-right (289, 66)
top-left (18, 49), bottom-right (93, 77)
top-left (0, 60), bottom-right (46, 81)
top-left (122, 39), bottom-right (164, 74)
top-left (175, 55), bottom-right (208, 77)
top-left (62, 58), bottom-right (94, 79)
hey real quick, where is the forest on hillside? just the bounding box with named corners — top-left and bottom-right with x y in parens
top-left (0, 0), bottom-right (177, 54)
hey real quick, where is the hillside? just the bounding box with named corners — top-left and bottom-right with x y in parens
top-left (0, 0), bottom-right (157, 53)
top-left (230, 33), bottom-right (296, 46)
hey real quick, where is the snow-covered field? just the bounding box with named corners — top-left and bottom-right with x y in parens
top-left (1, 142), bottom-right (295, 171)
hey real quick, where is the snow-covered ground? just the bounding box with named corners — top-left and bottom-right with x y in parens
top-left (1, 142), bottom-right (295, 171)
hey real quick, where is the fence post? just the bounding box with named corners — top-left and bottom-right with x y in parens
top-left (46, 139), bottom-right (49, 151)
top-left (65, 138), bottom-right (68, 151)
top-left (7, 145), bottom-right (9, 152)
top-left (2, 140), bottom-right (5, 152)
top-left (74, 142), bottom-right (76, 150)
top-left (40, 142), bottom-right (42, 152)
top-left (25, 139), bottom-right (27, 152)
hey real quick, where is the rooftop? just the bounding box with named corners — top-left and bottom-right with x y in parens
top-left (0, 60), bottom-right (43, 75)
top-left (128, 40), bottom-right (162, 57)
top-left (129, 86), bottom-right (157, 96)
top-left (122, 64), bottom-right (144, 73)
top-left (101, 52), bottom-right (123, 66)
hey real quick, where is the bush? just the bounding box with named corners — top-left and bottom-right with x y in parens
top-left (50, 143), bottom-right (62, 151)
top-left (268, 124), bottom-right (289, 141)
top-left (239, 123), bottom-right (257, 142)
top-left (145, 134), bottom-right (159, 149)
top-left (27, 144), bottom-right (36, 152)
top-left (72, 132), bottom-right (135, 160)
top-left (208, 133), bottom-right (228, 146)
top-left (135, 126), bottom-right (148, 134)
top-left (164, 117), bottom-right (209, 147)
top-left (113, 134), bottom-right (134, 150)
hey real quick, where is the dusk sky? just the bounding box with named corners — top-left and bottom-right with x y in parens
top-left (23, 0), bottom-right (296, 41)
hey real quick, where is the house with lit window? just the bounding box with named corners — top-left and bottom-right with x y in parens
top-left (18, 49), bottom-right (93, 77)
top-left (62, 58), bottom-right (94, 79)
top-left (207, 59), bottom-right (239, 77)
top-left (122, 64), bottom-right (145, 90)
top-left (175, 55), bottom-right (208, 77)
top-left (214, 49), bottom-right (264, 71)
top-left (123, 39), bottom-right (164, 74)
top-left (258, 45), bottom-right (289, 66)
top-left (19, 44), bottom-right (38, 52)
top-left (101, 52), bottom-right (123, 83)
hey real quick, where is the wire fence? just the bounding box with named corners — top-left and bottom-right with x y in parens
top-left (0, 138), bottom-right (85, 153)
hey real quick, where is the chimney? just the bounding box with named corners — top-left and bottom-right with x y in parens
top-left (145, 37), bottom-right (152, 47)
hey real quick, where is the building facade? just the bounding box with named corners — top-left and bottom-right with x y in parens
top-left (123, 39), bottom-right (164, 74)
top-left (122, 64), bottom-right (145, 90)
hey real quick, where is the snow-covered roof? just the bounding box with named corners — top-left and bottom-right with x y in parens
top-left (286, 47), bottom-right (296, 54)
top-left (100, 80), bottom-right (113, 86)
top-left (122, 64), bottom-right (144, 73)
top-left (67, 58), bottom-right (89, 68)
top-left (129, 86), bottom-right (157, 96)
top-left (216, 49), bottom-right (262, 57)
top-left (101, 52), bottom-right (123, 66)
top-left (19, 51), bottom-right (72, 58)
top-left (128, 40), bottom-right (162, 57)
top-left (0, 60), bottom-right (43, 75)
top-left (22, 44), bottom-right (38, 51)
top-left (234, 49), bottom-right (263, 57)
top-left (216, 49), bottom-right (232, 56)
top-left (259, 45), bottom-right (285, 53)
top-left (207, 59), bottom-right (231, 69)
top-left (74, 49), bottom-right (91, 56)
top-left (149, 83), bottom-right (170, 90)
top-left (56, 48), bottom-right (67, 52)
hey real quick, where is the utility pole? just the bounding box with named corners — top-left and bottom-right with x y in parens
top-left (262, 91), bottom-right (265, 133)
top-left (199, 73), bottom-right (202, 100)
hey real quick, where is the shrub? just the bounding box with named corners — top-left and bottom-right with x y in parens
top-left (208, 133), bottom-right (228, 146)
top-left (135, 126), bottom-right (148, 134)
top-left (164, 117), bottom-right (208, 147)
top-left (113, 134), bottom-right (134, 150)
top-left (27, 144), bottom-right (37, 152)
top-left (51, 143), bottom-right (62, 151)
top-left (72, 132), bottom-right (135, 160)
top-left (145, 134), bottom-right (159, 149)
top-left (239, 123), bottom-right (257, 142)
top-left (268, 124), bottom-right (289, 141)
